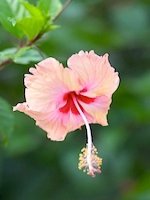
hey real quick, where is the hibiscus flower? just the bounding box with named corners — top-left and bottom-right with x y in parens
top-left (13, 50), bottom-right (120, 177)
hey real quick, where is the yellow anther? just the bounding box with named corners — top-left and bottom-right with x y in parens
top-left (78, 144), bottom-right (102, 177)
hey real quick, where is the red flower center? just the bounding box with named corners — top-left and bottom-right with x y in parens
top-left (59, 91), bottom-right (95, 115)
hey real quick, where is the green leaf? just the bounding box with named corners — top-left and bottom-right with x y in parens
top-left (0, 97), bottom-right (14, 146)
top-left (15, 1), bottom-right (46, 40)
top-left (43, 23), bottom-right (60, 33)
top-left (0, 47), bottom-right (44, 65)
top-left (0, 0), bottom-right (62, 39)
top-left (16, 17), bottom-right (45, 40)
top-left (0, 0), bottom-right (46, 39)
top-left (0, 48), bottom-right (17, 62)
top-left (37, 0), bottom-right (62, 19)
top-left (13, 47), bottom-right (44, 64)
top-left (0, 0), bottom-right (27, 37)
top-left (21, 1), bottom-right (44, 18)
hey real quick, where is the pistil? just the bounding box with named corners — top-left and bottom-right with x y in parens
top-left (72, 94), bottom-right (102, 177)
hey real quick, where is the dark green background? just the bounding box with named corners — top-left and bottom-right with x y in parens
top-left (0, 0), bottom-right (150, 199)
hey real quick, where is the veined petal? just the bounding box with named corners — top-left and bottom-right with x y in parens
top-left (13, 102), bottom-right (86, 141)
top-left (13, 57), bottom-right (84, 141)
top-left (67, 51), bottom-right (120, 98)
top-left (79, 95), bottom-right (111, 126)
top-left (13, 103), bottom-right (67, 140)
top-left (25, 58), bottom-right (81, 112)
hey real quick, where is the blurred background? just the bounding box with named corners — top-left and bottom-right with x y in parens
top-left (0, 0), bottom-right (150, 199)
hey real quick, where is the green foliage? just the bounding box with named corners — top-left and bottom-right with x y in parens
top-left (0, 0), bottom-right (64, 67)
top-left (0, 97), bottom-right (14, 145)
top-left (0, 0), bottom-right (27, 37)
top-left (13, 47), bottom-right (44, 64)
top-left (0, 0), bottom-right (62, 65)
top-left (0, 47), bottom-right (43, 64)
top-left (0, 0), bottom-right (62, 40)
top-left (0, 48), bottom-right (17, 62)
top-left (16, 1), bottom-right (45, 40)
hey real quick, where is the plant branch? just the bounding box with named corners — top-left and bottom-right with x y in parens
top-left (0, 59), bottom-right (12, 71)
top-left (53, 0), bottom-right (71, 22)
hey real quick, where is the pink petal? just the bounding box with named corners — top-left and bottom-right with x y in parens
top-left (67, 50), bottom-right (120, 98)
top-left (13, 102), bottom-right (86, 141)
top-left (13, 57), bottom-right (84, 141)
top-left (25, 58), bottom-right (81, 113)
top-left (79, 95), bottom-right (111, 126)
